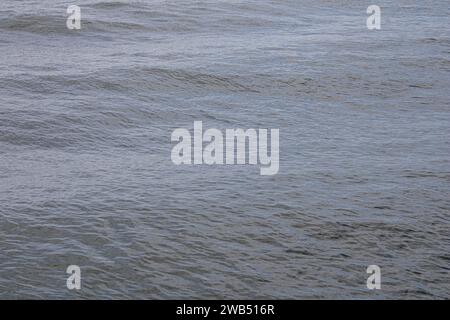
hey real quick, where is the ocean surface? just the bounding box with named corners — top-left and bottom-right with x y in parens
top-left (0, 0), bottom-right (449, 299)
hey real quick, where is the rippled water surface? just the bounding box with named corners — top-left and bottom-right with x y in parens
top-left (0, 0), bottom-right (449, 299)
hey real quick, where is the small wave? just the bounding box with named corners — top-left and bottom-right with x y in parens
top-left (0, 13), bottom-right (146, 35)
top-left (89, 1), bottom-right (136, 9)
top-left (0, 14), bottom-right (67, 35)
top-left (0, 67), bottom-right (257, 96)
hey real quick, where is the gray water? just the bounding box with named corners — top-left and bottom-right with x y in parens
top-left (0, 0), bottom-right (449, 299)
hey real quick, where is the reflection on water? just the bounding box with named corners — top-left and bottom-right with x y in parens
top-left (0, 0), bottom-right (449, 299)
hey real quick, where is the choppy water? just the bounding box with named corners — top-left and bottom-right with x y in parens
top-left (0, 0), bottom-right (449, 299)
